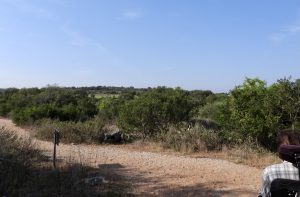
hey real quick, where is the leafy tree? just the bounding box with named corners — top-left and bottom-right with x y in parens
top-left (220, 77), bottom-right (300, 148)
top-left (266, 78), bottom-right (300, 130)
top-left (220, 78), bottom-right (270, 144)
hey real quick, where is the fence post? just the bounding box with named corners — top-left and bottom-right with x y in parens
top-left (53, 129), bottom-right (60, 168)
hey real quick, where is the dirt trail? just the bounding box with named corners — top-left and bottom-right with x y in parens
top-left (0, 118), bottom-right (262, 196)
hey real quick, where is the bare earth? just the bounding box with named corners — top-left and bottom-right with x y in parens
top-left (0, 118), bottom-right (262, 196)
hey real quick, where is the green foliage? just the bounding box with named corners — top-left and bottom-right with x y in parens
top-left (97, 91), bottom-right (135, 120)
top-left (219, 77), bottom-right (300, 149)
top-left (266, 78), bottom-right (300, 129)
top-left (0, 87), bottom-right (98, 124)
top-left (230, 78), bottom-right (268, 137)
top-left (198, 99), bottom-right (226, 121)
top-left (118, 87), bottom-right (196, 139)
top-left (189, 90), bottom-right (213, 107)
top-left (2, 79), bottom-right (300, 151)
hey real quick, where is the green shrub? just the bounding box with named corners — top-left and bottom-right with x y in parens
top-left (198, 101), bottom-right (224, 122)
top-left (0, 87), bottom-right (98, 125)
top-left (219, 77), bottom-right (300, 149)
top-left (36, 117), bottom-right (105, 144)
top-left (118, 87), bottom-right (196, 139)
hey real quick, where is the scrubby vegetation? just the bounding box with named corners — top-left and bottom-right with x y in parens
top-left (36, 117), bottom-right (106, 144)
top-left (0, 127), bottom-right (131, 196)
top-left (157, 125), bottom-right (222, 152)
top-left (219, 78), bottom-right (300, 149)
top-left (118, 87), bottom-right (197, 139)
top-left (0, 87), bottom-right (97, 124)
top-left (1, 77), bottom-right (300, 152)
top-left (0, 127), bottom-right (38, 195)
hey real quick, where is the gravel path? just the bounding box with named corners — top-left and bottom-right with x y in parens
top-left (0, 118), bottom-right (262, 196)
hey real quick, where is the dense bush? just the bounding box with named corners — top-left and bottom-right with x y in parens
top-left (0, 87), bottom-right (98, 124)
top-left (97, 91), bottom-right (136, 120)
top-left (219, 77), bottom-right (300, 149)
top-left (118, 87), bottom-right (197, 139)
top-left (36, 117), bottom-right (106, 144)
top-left (158, 125), bottom-right (222, 152)
top-left (189, 90), bottom-right (214, 107)
top-left (198, 101), bottom-right (225, 122)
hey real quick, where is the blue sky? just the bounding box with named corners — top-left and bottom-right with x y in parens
top-left (0, 0), bottom-right (299, 92)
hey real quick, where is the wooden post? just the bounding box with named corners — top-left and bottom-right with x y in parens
top-left (53, 130), bottom-right (57, 168)
top-left (53, 129), bottom-right (60, 168)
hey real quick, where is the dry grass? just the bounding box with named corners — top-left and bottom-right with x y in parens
top-left (223, 147), bottom-right (280, 168)
top-left (0, 127), bottom-right (39, 196)
top-left (138, 125), bottom-right (281, 169)
top-left (33, 117), bottom-right (279, 169)
top-left (0, 127), bottom-right (133, 197)
top-left (35, 117), bottom-right (105, 144)
top-left (117, 139), bottom-right (280, 169)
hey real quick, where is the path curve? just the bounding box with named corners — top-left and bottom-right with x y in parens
top-left (0, 118), bottom-right (262, 196)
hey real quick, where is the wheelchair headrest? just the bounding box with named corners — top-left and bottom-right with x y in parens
top-left (279, 145), bottom-right (300, 164)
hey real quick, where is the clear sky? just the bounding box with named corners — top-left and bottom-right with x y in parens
top-left (0, 0), bottom-right (299, 92)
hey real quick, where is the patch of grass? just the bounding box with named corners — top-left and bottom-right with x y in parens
top-left (126, 125), bottom-right (279, 168)
top-left (36, 117), bottom-right (106, 144)
top-left (156, 125), bottom-right (222, 153)
top-left (223, 138), bottom-right (280, 168)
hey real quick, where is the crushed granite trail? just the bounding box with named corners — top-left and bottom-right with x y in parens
top-left (0, 118), bottom-right (262, 196)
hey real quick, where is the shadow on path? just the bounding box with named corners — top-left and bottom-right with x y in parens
top-left (97, 163), bottom-right (258, 197)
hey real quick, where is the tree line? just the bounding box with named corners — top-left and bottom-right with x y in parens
top-left (0, 77), bottom-right (299, 150)
top-left (0, 87), bottom-right (97, 123)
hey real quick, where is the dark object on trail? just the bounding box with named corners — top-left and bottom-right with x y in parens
top-left (270, 145), bottom-right (300, 197)
top-left (103, 131), bottom-right (122, 143)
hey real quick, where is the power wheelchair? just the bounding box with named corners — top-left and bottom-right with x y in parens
top-left (269, 145), bottom-right (300, 197)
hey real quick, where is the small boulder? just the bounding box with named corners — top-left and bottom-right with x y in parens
top-left (84, 176), bottom-right (108, 186)
top-left (104, 130), bottom-right (122, 143)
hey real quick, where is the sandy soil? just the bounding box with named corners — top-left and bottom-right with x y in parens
top-left (0, 118), bottom-right (262, 196)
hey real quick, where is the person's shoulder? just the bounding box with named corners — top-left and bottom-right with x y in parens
top-left (263, 161), bottom-right (294, 174)
top-left (264, 162), bottom-right (282, 169)
top-left (263, 162), bottom-right (286, 173)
